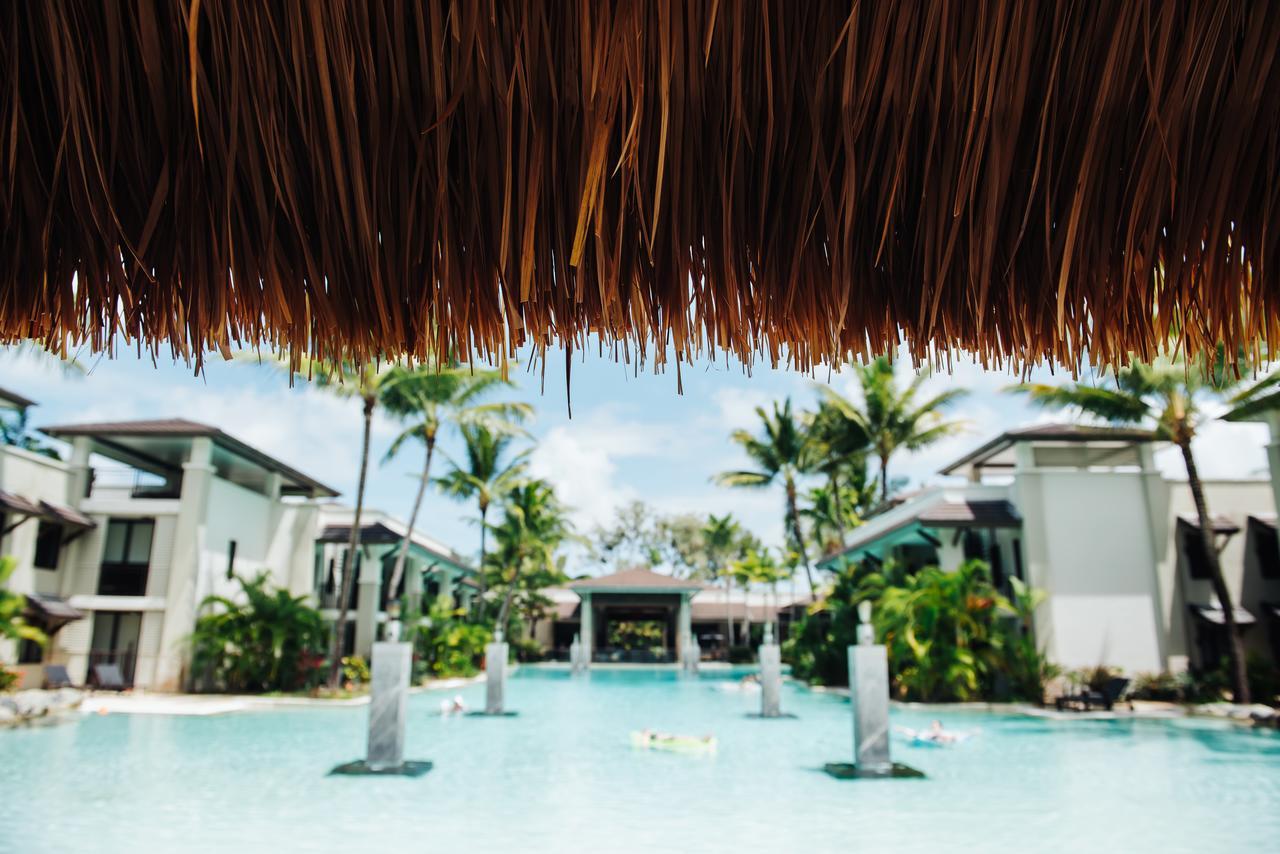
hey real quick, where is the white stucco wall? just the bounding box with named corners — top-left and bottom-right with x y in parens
top-left (1015, 466), bottom-right (1166, 674)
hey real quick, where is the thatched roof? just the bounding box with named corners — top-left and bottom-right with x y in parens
top-left (3, 3), bottom-right (1278, 373)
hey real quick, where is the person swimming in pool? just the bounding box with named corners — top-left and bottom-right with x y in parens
top-left (924, 719), bottom-right (959, 745)
top-left (440, 695), bottom-right (468, 716)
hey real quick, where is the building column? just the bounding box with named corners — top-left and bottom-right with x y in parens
top-left (354, 549), bottom-right (382, 660)
top-left (405, 556), bottom-right (423, 617)
top-left (1265, 412), bottom-right (1280, 518)
top-left (154, 437), bottom-right (215, 691)
top-left (676, 593), bottom-right (691, 662)
top-left (1137, 443), bottom-right (1171, 671)
top-left (438, 564), bottom-right (454, 607)
top-left (580, 592), bottom-right (593, 664)
top-left (66, 436), bottom-right (93, 504)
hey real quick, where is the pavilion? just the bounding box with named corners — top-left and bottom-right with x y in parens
top-left (567, 568), bottom-right (705, 664)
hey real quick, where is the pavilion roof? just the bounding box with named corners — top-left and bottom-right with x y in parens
top-left (568, 567), bottom-right (704, 594)
top-left (3, 4), bottom-right (1278, 372)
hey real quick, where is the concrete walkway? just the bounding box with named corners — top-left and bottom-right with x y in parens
top-left (79, 674), bottom-right (483, 717)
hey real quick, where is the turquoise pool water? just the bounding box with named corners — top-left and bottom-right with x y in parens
top-left (2, 667), bottom-right (1278, 853)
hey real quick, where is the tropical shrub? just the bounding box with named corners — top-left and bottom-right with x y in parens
top-left (784, 562), bottom-right (872, 684)
top-left (510, 636), bottom-right (546, 663)
top-left (414, 598), bottom-right (491, 680)
top-left (607, 620), bottom-right (665, 652)
top-left (0, 556), bottom-right (46, 654)
top-left (190, 572), bottom-right (328, 693)
top-left (0, 665), bottom-right (19, 692)
top-left (341, 655), bottom-right (370, 685)
top-left (787, 559), bottom-right (1055, 702)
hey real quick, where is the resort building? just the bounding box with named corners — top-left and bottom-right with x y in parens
top-left (313, 504), bottom-right (475, 659)
top-left (0, 391), bottom-right (472, 691)
top-left (3, 415), bottom-right (336, 691)
top-left (818, 424), bottom-right (1280, 676)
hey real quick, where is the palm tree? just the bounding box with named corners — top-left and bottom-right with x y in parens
top-left (807, 393), bottom-right (873, 547)
top-left (487, 479), bottom-right (576, 636)
top-left (379, 367), bottom-right (531, 610)
top-left (702, 514), bottom-right (744, 648)
top-left (240, 354), bottom-right (393, 688)
top-left (800, 484), bottom-right (861, 557)
top-left (728, 546), bottom-right (782, 647)
top-left (820, 357), bottom-right (968, 503)
top-left (435, 425), bottom-right (530, 601)
top-left (1011, 351), bottom-right (1251, 703)
top-left (714, 399), bottom-right (819, 593)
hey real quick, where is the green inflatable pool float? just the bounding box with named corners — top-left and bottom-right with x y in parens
top-left (631, 730), bottom-right (717, 755)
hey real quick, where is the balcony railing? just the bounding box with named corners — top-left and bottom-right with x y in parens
top-left (97, 563), bottom-right (150, 596)
top-left (88, 467), bottom-right (182, 500)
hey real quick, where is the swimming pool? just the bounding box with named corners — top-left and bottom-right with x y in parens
top-left (2, 667), bottom-right (1278, 853)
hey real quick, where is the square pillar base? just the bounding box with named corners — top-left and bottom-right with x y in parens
top-left (822, 762), bottom-right (924, 780)
top-left (330, 760), bottom-right (433, 777)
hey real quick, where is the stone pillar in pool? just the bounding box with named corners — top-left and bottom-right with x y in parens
top-left (579, 592), bottom-right (594, 667)
top-left (330, 639), bottom-right (430, 776)
top-left (824, 601), bottom-right (922, 779)
top-left (676, 593), bottom-right (692, 666)
top-left (569, 634), bottom-right (585, 673)
top-left (681, 630), bottom-right (701, 674)
top-left (847, 643), bottom-right (891, 772)
top-left (485, 629), bottom-right (509, 714)
top-left (367, 641), bottom-right (410, 768)
top-left (758, 624), bottom-right (783, 717)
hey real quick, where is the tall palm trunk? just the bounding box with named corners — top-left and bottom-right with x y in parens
top-left (785, 475), bottom-right (816, 593)
top-left (741, 579), bottom-right (752, 646)
top-left (879, 452), bottom-right (891, 502)
top-left (477, 499), bottom-right (490, 596)
top-left (1179, 440), bottom-right (1250, 704)
top-left (388, 436), bottom-right (436, 607)
top-left (829, 471), bottom-right (847, 549)
top-left (496, 553), bottom-right (522, 635)
top-left (328, 396), bottom-right (374, 688)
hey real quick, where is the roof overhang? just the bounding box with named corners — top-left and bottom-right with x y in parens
top-left (818, 492), bottom-right (1020, 569)
top-left (568, 567), bottom-right (704, 596)
top-left (1177, 514), bottom-right (1242, 536)
top-left (0, 490), bottom-right (96, 536)
top-left (940, 425), bottom-right (1156, 477)
top-left (0, 386), bottom-right (35, 411)
top-left (42, 420), bottom-right (338, 498)
top-left (317, 521), bottom-right (471, 574)
top-left (24, 593), bottom-right (85, 633)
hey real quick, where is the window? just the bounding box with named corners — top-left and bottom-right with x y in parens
top-left (1178, 521), bottom-right (1214, 581)
top-left (18, 637), bottom-right (43, 664)
top-left (33, 521), bottom-right (63, 569)
top-left (1251, 517), bottom-right (1280, 580)
top-left (98, 518), bottom-right (155, 596)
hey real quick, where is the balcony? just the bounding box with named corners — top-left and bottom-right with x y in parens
top-left (88, 467), bottom-right (182, 501)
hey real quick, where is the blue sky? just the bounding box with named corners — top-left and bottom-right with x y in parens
top-left (2, 345), bottom-right (1271, 577)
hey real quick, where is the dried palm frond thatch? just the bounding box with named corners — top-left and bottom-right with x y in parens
top-left (2, 2), bottom-right (1278, 374)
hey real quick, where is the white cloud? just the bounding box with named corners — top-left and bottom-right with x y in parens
top-left (527, 406), bottom-right (679, 530)
top-left (706, 386), bottom-right (774, 432)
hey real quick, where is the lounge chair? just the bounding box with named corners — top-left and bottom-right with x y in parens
top-left (42, 664), bottom-right (74, 689)
top-left (1055, 677), bottom-right (1130, 712)
top-left (89, 663), bottom-right (127, 691)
